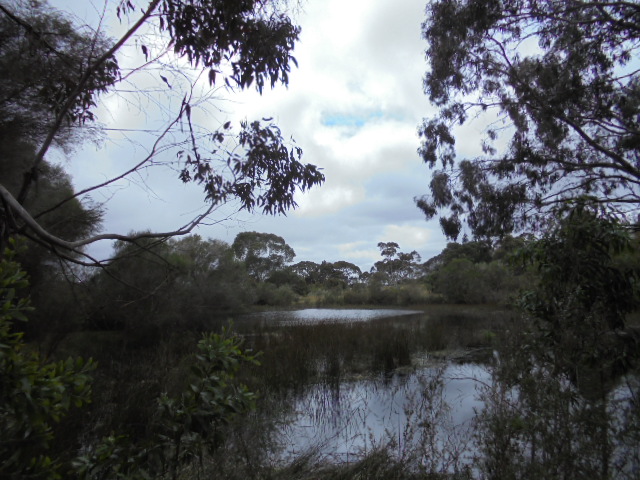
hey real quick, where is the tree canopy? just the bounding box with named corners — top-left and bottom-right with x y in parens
top-left (417, 0), bottom-right (640, 240)
top-left (372, 242), bottom-right (423, 284)
top-left (232, 231), bottom-right (295, 281)
top-left (0, 0), bottom-right (324, 264)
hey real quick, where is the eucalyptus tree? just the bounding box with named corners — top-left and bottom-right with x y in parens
top-left (0, 0), bottom-right (324, 265)
top-left (417, 0), bottom-right (640, 239)
top-left (289, 260), bottom-right (321, 284)
top-left (232, 231), bottom-right (295, 281)
top-left (372, 242), bottom-right (422, 284)
top-left (87, 234), bottom-right (254, 332)
top-left (331, 260), bottom-right (363, 285)
top-left (0, 3), bottom-right (106, 269)
top-left (475, 208), bottom-right (640, 478)
top-left (288, 260), bottom-right (362, 287)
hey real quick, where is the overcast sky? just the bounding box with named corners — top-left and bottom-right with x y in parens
top-left (54, 0), bottom-right (481, 271)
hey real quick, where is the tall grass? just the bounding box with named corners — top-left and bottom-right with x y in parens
top-left (184, 306), bottom-right (511, 479)
top-left (50, 305), bottom-right (515, 479)
top-left (234, 306), bottom-right (515, 394)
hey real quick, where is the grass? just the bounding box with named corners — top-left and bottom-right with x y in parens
top-left (45, 304), bottom-right (516, 479)
top-left (40, 301), bottom-right (640, 480)
top-left (233, 305), bottom-right (515, 393)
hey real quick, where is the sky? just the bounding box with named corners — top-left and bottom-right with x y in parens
top-left (51, 0), bottom-right (482, 271)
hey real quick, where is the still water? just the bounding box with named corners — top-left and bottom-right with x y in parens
top-left (278, 362), bottom-right (489, 462)
top-left (241, 308), bottom-right (489, 463)
top-left (242, 309), bottom-right (639, 473)
top-left (241, 308), bottom-right (423, 325)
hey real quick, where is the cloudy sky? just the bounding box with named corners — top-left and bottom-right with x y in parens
top-left (54, 0), bottom-right (478, 271)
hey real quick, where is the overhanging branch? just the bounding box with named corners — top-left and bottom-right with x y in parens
top-left (1, 182), bottom-right (217, 252)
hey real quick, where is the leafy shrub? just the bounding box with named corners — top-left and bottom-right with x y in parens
top-left (0, 254), bottom-right (94, 479)
top-left (256, 282), bottom-right (297, 306)
top-left (343, 284), bottom-right (369, 305)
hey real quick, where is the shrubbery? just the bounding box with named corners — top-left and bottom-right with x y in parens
top-left (0, 255), bottom-right (259, 479)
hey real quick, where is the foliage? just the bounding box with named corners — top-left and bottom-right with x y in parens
top-left (255, 282), bottom-right (297, 306)
top-left (0, 137), bottom-right (102, 278)
top-left (289, 260), bottom-right (363, 289)
top-left (519, 207), bottom-right (639, 338)
top-left (432, 259), bottom-right (517, 304)
top-left (432, 258), bottom-right (484, 304)
top-left (157, 0), bottom-right (299, 94)
top-left (0, 0), bottom-right (324, 262)
top-left (170, 235), bottom-right (257, 313)
top-left (87, 234), bottom-right (254, 332)
top-left (266, 268), bottom-right (309, 295)
top-left (232, 231), bottom-right (296, 281)
top-left (476, 208), bottom-right (640, 479)
top-left (331, 261), bottom-right (363, 285)
top-left (75, 330), bottom-right (258, 480)
top-left (417, 0), bottom-right (640, 240)
top-left (289, 260), bottom-right (322, 284)
top-left (0, 250), bottom-right (260, 479)
top-left (372, 242), bottom-right (423, 285)
top-left (424, 240), bottom-right (492, 272)
top-left (0, 1), bottom-right (117, 145)
top-left (0, 253), bottom-right (95, 480)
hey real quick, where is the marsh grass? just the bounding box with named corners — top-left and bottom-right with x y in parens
top-left (183, 306), bottom-right (513, 479)
top-left (50, 305), bottom-right (513, 479)
top-left (232, 306), bottom-right (515, 396)
top-left (203, 360), bottom-right (478, 480)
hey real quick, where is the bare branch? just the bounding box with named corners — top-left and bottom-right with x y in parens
top-left (17, 0), bottom-right (162, 204)
top-left (1, 183), bottom-right (218, 252)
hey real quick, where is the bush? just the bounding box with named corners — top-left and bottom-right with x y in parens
top-left (343, 284), bottom-right (369, 305)
top-left (0, 255), bottom-right (94, 480)
top-left (0, 254), bottom-right (260, 479)
top-left (256, 282), bottom-right (297, 306)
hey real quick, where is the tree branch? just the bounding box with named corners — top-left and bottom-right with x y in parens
top-left (17, 0), bottom-right (162, 204)
top-left (0, 183), bottom-right (217, 252)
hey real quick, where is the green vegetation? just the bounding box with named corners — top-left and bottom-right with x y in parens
top-left (1, 0), bottom-right (639, 479)
top-left (0, 253), bottom-right (94, 479)
top-left (417, 0), bottom-right (640, 240)
top-left (1, 253), bottom-right (259, 479)
top-left (3, 224), bottom-right (640, 479)
top-left (0, 0), bottom-right (324, 261)
top-left (475, 210), bottom-right (640, 479)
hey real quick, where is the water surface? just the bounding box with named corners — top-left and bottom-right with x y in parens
top-left (279, 363), bottom-right (489, 462)
top-left (243, 308), bottom-right (423, 325)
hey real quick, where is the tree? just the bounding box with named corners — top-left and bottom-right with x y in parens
top-left (232, 231), bottom-right (295, 281)
top-left (417, 0), bottom-right (640, 240)
top-left (311, 260), bottom-right (347, 288)
top-left (519, 207), bottom-right (638, 337)
top-left (0, 0), bottom-right (324, 264)
top-left (0, 253), bottom-right (259, 479)
top-left (377, 241), bottom-right (400, 260)
top-left (423, 240), bottom-right (492, 272)
top-left (289, 260), bottom-right (321, 284)
top-left (475, 208), bottom-right (640, 479)
top-left (331, 261), bottom-right (363, 285)
top-left (87, 234), bottom-right (255, 333)
top-left (432, 258), bottom-right (481, 303)
top-left (169, 235), bottom-right (255, 312)
top-left (372, 242), bottom-right (422, 284)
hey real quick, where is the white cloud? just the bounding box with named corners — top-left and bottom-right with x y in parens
top-left (57, 0), bottom-right (452, 268)
top-left (380, 224), bottom-right (433, 252)
top-left (294, 184), bottom-right (365, 217)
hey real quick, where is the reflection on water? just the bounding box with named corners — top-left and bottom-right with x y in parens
top-left (279, 363), bottom-right (490, 462)
top-left (242, 308), bottom-right (423, 325)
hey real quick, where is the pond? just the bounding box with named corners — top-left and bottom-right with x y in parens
top-left (237, 308), bottom-right (495, 465)
top-left (241, 308), bottom-right (424, 325)
top-left (278, 362), bottom-right (490, 464)
top-left (234, 307), bottom-right (639, 476)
